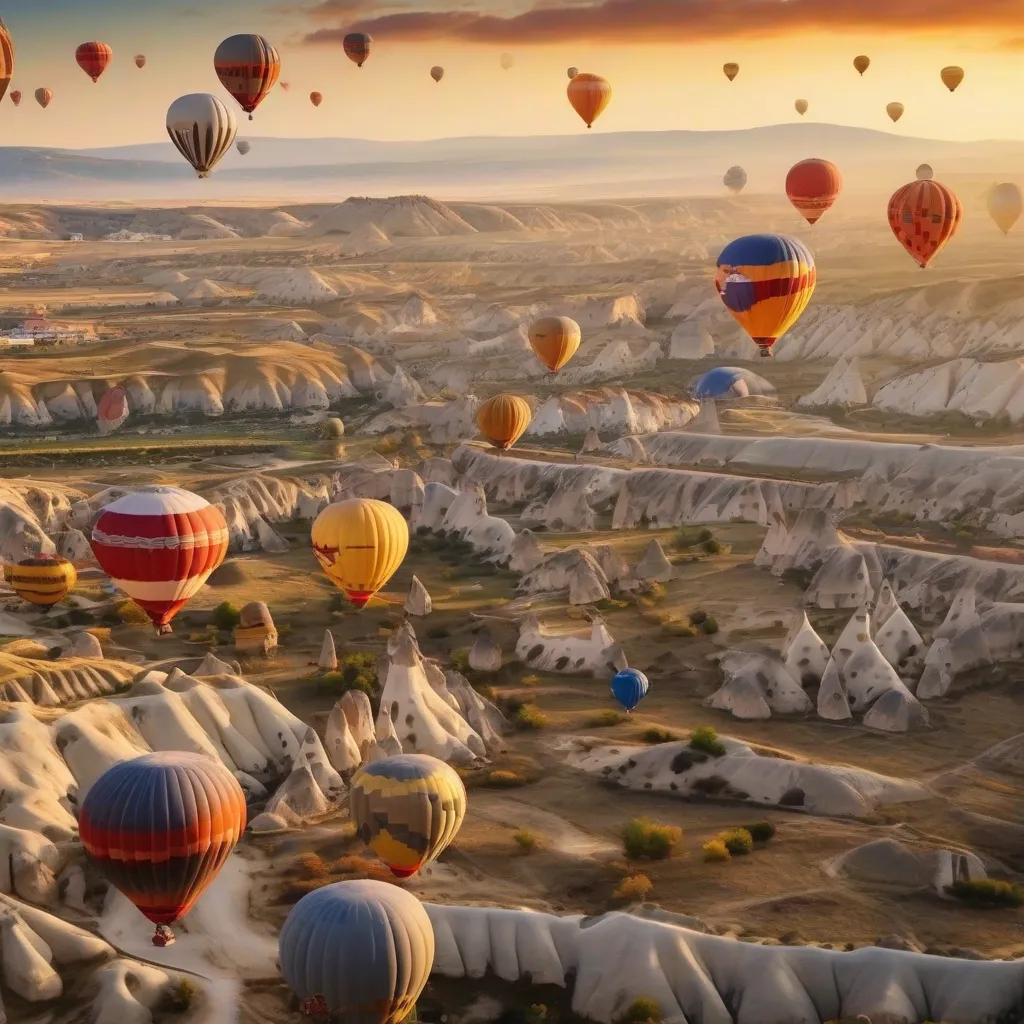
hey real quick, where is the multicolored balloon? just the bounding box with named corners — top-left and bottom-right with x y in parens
top-left (887, 178), bottom-right (962, 268)
top-left (724, 166), bottom-right (747, 194)
top-left (528, 315), bottom-right (581, 372)
top-left (280, 881), bottom-right (434, 1023)
top-left (785, 158), bottom-right (842, 225)
top-left (97, 385), bottom-right (129, 435)
top-left (940, 66), bottom-right (964, 92)
top-left (723, 62), bottom-right (739, 81)
top-left (987, 183), bottom-right (1022, 236)
top-left (714, 234), bottom-right (816, 358)
top-left (350, 754), bottom-right (467, 878)
top-left (214, 34), bottom-right (280, 120)
top-left (76, 41), bottom-right (112, 82)
top-left (79, 752), bottom-right (246, 947)
top-left (311, 498), bottom-right (409, 609)
top-left (35, 87), bottom-right (52, 109)
top-left (477, 393), bottom-right (532, 451)
top-left (611, 669), bottom-right (649, 712)
top-left (0, 18), bottom-right (12, 106)
top-left (90, 485), bottom-right (229, 633)
top-left (344, 32), bottom-right (373, 67)
top-left (853, 55), bottom-right (870, 76)
top-left (166, 93), bottom-right (237, 178)
top-left (4, 555), bottom-right (76, 608)
top-left (567, 72), bottom-right (611, 128)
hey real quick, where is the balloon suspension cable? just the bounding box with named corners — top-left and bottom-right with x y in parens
top-left (156, 624), bottom-right (173, 637)
top-left (152, 924), bottom-right (175, 947)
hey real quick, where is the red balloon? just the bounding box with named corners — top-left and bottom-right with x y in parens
top-left (887, 179), bottom-right (962, 269)
top-left (785, 158), bottom-right (842, 225)
top-left (9, 89), bottom-right (20, 106)
top-left (76, 41), bottom-right (112, 82)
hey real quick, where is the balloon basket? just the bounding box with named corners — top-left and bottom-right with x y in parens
top-left (156, 624), bottom-right (173, 637)
top-left (152, 925), bottom-right (175, 947)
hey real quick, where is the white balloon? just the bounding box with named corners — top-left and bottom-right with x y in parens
top-left (166, 93), bottom-right (237, 178)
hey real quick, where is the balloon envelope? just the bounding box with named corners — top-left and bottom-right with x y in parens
top-left (430, 66), bottom-right (444, 82)
top-left (4, 555), bottom-right (76, 607)
top-left (611, 669), bottom-right (649, 712)
top-left (35, 87), bottom-right (52, 108)
top-left (9, 89), bottom-right (19, 106)
top-left (79, 752), bottom-right (246, 945)
top-left (886, 102), bottom-right (904, 122)
top-left (567, 66), bottom-right (578, 79)
top-left (853, 55), bottom-right (870, 75)
top-left (528, 315), bottom-right (581, 372)
top-left (0, 18), bottom-right (12, 106)
top-left (344, 32), bottom-right (373, 67)
top-left (940, 66), bottom-right (964, 92)
top-left (134, 54), bottom-right (145, 69)
top-left (724, 166), bottom-right (747, 193)
top-left (794, 98), bottom-right (808, 115)
top-left (714, 234), bottom-right (816, 358)
top-left (500, 52), bottom-right (514, 69)
top-left (988, 183), bottom-right (1023, 236)
top-left (351, 755), bottom-right (467, 877)
top-left (477, 393), bottom-right (532, 450)
top-left (887, 179), bottom-right (962, 268)
top-left (97, 385), bottom-right (129, 434)
top-left (691, 366), bottom-right (777, 400)
top-left (311, 498), bottom-right (409, 608)
top-left (279, 881), bottom-right (434, 1023)
top-left (916, 163), bottom-right (933, 180)
top-left (76, 41), bottom-right (112, 82)
top-left (723, 62), bottom-right (739, 81)
top-left (214, 34), bottom-right (280, 118)
top-left (166, 93), bottom-right (237, 178)
top-left (90, 485), bottom-right (229, 631)
top-left (236, 139), bottom-right (251, 155)
top-left (567, 72), bottom-right (612, 128)
top-left (785, 158), bottom-right (842, 225)
top-left (310, 91), bottom-right (322, 106)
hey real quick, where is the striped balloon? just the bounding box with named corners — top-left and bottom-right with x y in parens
top-left (0, 18), bottom-right (13, 105)
top-left (165, 93), bottom-right (237, 178)
top-left (90, 486), bottom-right (229, 633)
top-left (887, 179), bottom-right (962, 268)
top-left (714, 233), bottom-right (816, 357)
top-left (344, 32), bottom-right (373, 68)
top-left (4, 554), bottom-right (76, 607)
top-left (79, 752), bottom-right (246, 946)
top-left (75, 41), bottom-right (112, 82)
top-left (213, 34), bottom-right (280, 119)
top-left (785, 158), bottom-right (842, 225)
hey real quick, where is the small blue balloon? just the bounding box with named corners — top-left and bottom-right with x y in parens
top-left (610, 668), bottom-right (649, 712)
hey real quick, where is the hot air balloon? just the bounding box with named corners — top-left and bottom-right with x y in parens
top-left (134, 54), bottom-right (146, 69)
top-left (350, 755), bottom-right (467, 878)
top-left (567, 72), bottom-right (611, 128)
top-left (567, 66), bottom-right (579, 79)
top-left (853, 55), bottom-right (870, 76)
top-left (280, 80), bottom-right (291, 91)
top-left (166, 93), bottom-right (237, 178)
top-left (714, 234), bottom-right (816, 358)
top-left (4, 555), bottom-right (76, 608)
top-left (0, 17), bottom-right (13, 106)
top-left (886, 102), bottom-right (904, 122)
top-left (76, 41), bottom-right (111, 82)
top-left (723, 63), bottom-right (739, 81)
top-left (79, 752), bottom-right (246, 947)
top-left (344, 32), bottom-right (373, 67)
top-left (611, 668), bottom-right (649, 712)
top-left (916, 163), bottom-right (933, 180)
top-left (987, 183), bottom-right (1022, 236)
top-left (236, 139), bottom-right (251, 155)
top-left (501, 52), bottom-right (514, 70)
top-left (97, 385), bottom-right (129, 435)
top-left (528, 315), bottom-right (581, 372)
top-left (941, 66), bottom-right (964, 92)
top-left (9, 89), bottom-right (19, 106)
top-left (310, 91), bottom-right (323, 107)
top-left (35, 88), bottom-right (52, 109)
top-left (794, 98), bottom-right (808, 116)
top-left (477, 393), bottom-right (532, 451)
top-left (785, 158), bottom-right (842, 225)
top-left (214, 34), bottom-right (280, 119)
top-left (724, 166), bottom-right (747, 194)
top-left (311, 498), bottom-right (408, 609)
top-left (887, 178), bottom-right (962, 268)
top-left (430, 66), bottom-right (444, 83)
top-left (90, 485), bottom-right (229, 633)
top-left (280, 881), bottom-right (434, 1023)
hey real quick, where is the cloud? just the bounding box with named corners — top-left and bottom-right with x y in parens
top-left (302, 0), bottom-right (1024, 46)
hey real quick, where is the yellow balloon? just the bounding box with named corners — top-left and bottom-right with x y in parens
top-left (886, 102), bottom-right (905, 123)
top-left (528, 316), bottom-right (581, 372)
top-left (4, 555), bottom-right (77, 607)
top-left (940, 66), bottom-right (964, 92)
top-left (794, 98), bottom-right (808, 116)
top-left (311, 498), bottom-right (408, 608)
top-left (477, 394), bottom-right (532, 451)
top-left (723, 63), bottom-right (739, 82)
top-left (988, 183), bottom-right (1023, 236)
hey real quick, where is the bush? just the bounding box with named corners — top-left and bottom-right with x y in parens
top-left (673, 526), bottom-right (712, 551)
top-left (515, 703), bottom-right (549, 730)
top-left (703, 839), bottom-right (731, 863)
top-left (613, 873), bottom-right (653, 901)
top-left (701, 538), bottom-right (723, 556)
top-left (689, 725), bottom-right (726, 757)
top-left (745, 821), bottom-right (776, 843)
top-left (115, 599), bottom-right (150, 626)
top-left (700, 617), bottom-right (719, 635)
top-left (485, 770), bottom-right (527, 788)
top-left (211, 601), bottom-right (242, 631)
top-left (165, 979), bottom-right (195, 1013)
top-left (297, 852), bottom-right (329, 877)
top-left (451, 647), bottom-right (471, 673)
top-left (317, 651), bottom-right (378, 700)
top-left (718, 828), bottom-right (753, 856)
top-left (514, 829), bottom-right (539, 853)
top-left (621, 816), bottom-right (681, 861)
top-left (642, 727), bottom-right (677, 744)
top-left (661, 620), bottom-right (697, 637)
top-left (590, 709), bottom-right (626, 728)
top-left (688, 609), bottom-right (708, 625)
top-left (521, 674), bottom-right (541, 687)
top-left (948, 879), bottom-right (1024, 907)
top-left (616, 998), bottom-right (662, 1024)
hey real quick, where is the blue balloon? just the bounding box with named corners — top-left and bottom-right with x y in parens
top-left (610, 668), bottom-right (649, 712)
top-left (690, 366), bottom-right (776, 400)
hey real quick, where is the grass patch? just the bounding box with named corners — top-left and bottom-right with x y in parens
top-left (718, 827), bottom-right (753, 856)
top-left (702, 839), bottom-right (730, 863)
top-left (284, 852), bottom-right (396, 902)
top-left (745, 821), bottom-right (777, 843)
top-left (621, 817), bottom-right (681, 861)
top-left (595, 597), bottom-right (630, 612)
top-left (484, 769), bottom-right (527, 788)
top-left (113, 599), bottom-right (150, 626)
top-left (689, 725), bottom-right (726, 757)
top-left (673, 526), bottom-right (713, 551)
top-left (661, 619), bottom-right (697, 637)
top-left (688, 609), bottom-right (708, 625)
top-left (515, 703), bottom-right (549, 730)
top-left (948, 879), bottom-right (1024, 907)
top-left (641, 727), bottom-right (678, 744)
top-left (616, 997), bottom-right (663, 1024)
top-left (211, 601), bottom-right (241, 631)
top-left (521, 674), bottom-right (542, 687)
top-left (514, 829), bottom-right (540, 853)
top-left (164, 979), bottom-right (196, 1013)
top-left (613, 873), bottom-right (653, 901)
top-left (700, 617), bottom-right (720, 635)
top-left (589, 709), bottom-right (627, 728)
top-left (701, 538), bottom-right (723, 556)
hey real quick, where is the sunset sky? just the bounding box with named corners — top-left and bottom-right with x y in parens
top-left (2, 0), bottom-right (1023, 148)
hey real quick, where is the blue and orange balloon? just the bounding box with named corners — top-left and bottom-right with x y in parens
top-left (714, 234), bottom-right (816, 358)
top-left (611, 669), bottom-right (649, 712)
top-left (78, 752), bottom-right (247, 946)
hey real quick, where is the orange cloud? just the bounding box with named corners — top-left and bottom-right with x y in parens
top-left (303, 0), bottom-right (1024, 46)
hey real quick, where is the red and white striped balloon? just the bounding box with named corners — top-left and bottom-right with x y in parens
top-left (90, 486), bottom-right (229, 634)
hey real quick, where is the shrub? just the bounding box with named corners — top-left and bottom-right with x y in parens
top-left (165, 979), bottom-right (196, 1012)
top-left (701, 538), bottom-right (723, 556)
top-left (673, 526), bottom-right (712, 551)
top-left (521, 674), bottom-right (541, 687)
top-left (515, 703), bottom-right (549, 730)
top-left (702, 839), bottom-right (730, 863)
top-left (211, 601), bottom-right (242, 631)
top-left (700, 617), bottom-right (719, 635)
top-left (318, 651), bottom-right (378, 700)
top-left (690, 725), bottom-right (726, 757)
top-left (642, 727), bottom-right (677, 744)
top-left (297, 852), bottom-right (329, 877)
top-left (525, 1007), bottom-right (548, 1024)
top-left (745, 821), bottom-right (776, 843)
top-left (451, 647), bottom-right (471, 673)
top-left (485, 770), bottom-right (526, 788)
top-left (616, 998), bottom-right (662, 1024)
top-left (115, 599), bottom-right (150, 626)
top-left (661, 620), bottom-right (697, 637)
top-left (514, 829), bottom-right (539, 853)
top-left (590, 709), bottom-right (626, 728)
top-left (621, 816), bottom-right (681, 861)
top-left (688, 609), bottom-right (708, 625)
top-left (613, 873), bottom-right (653, 901)
top-left (718, 828), bottom-right (753, 856)
top-left (948, 879), bottom-right (1024, 907)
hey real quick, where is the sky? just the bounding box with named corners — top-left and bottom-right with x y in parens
top-left (1, 0), bottom-right (1023, 148)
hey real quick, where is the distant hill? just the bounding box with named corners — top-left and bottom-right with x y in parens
top-left (2, 124), bottom-right (1023, 201)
